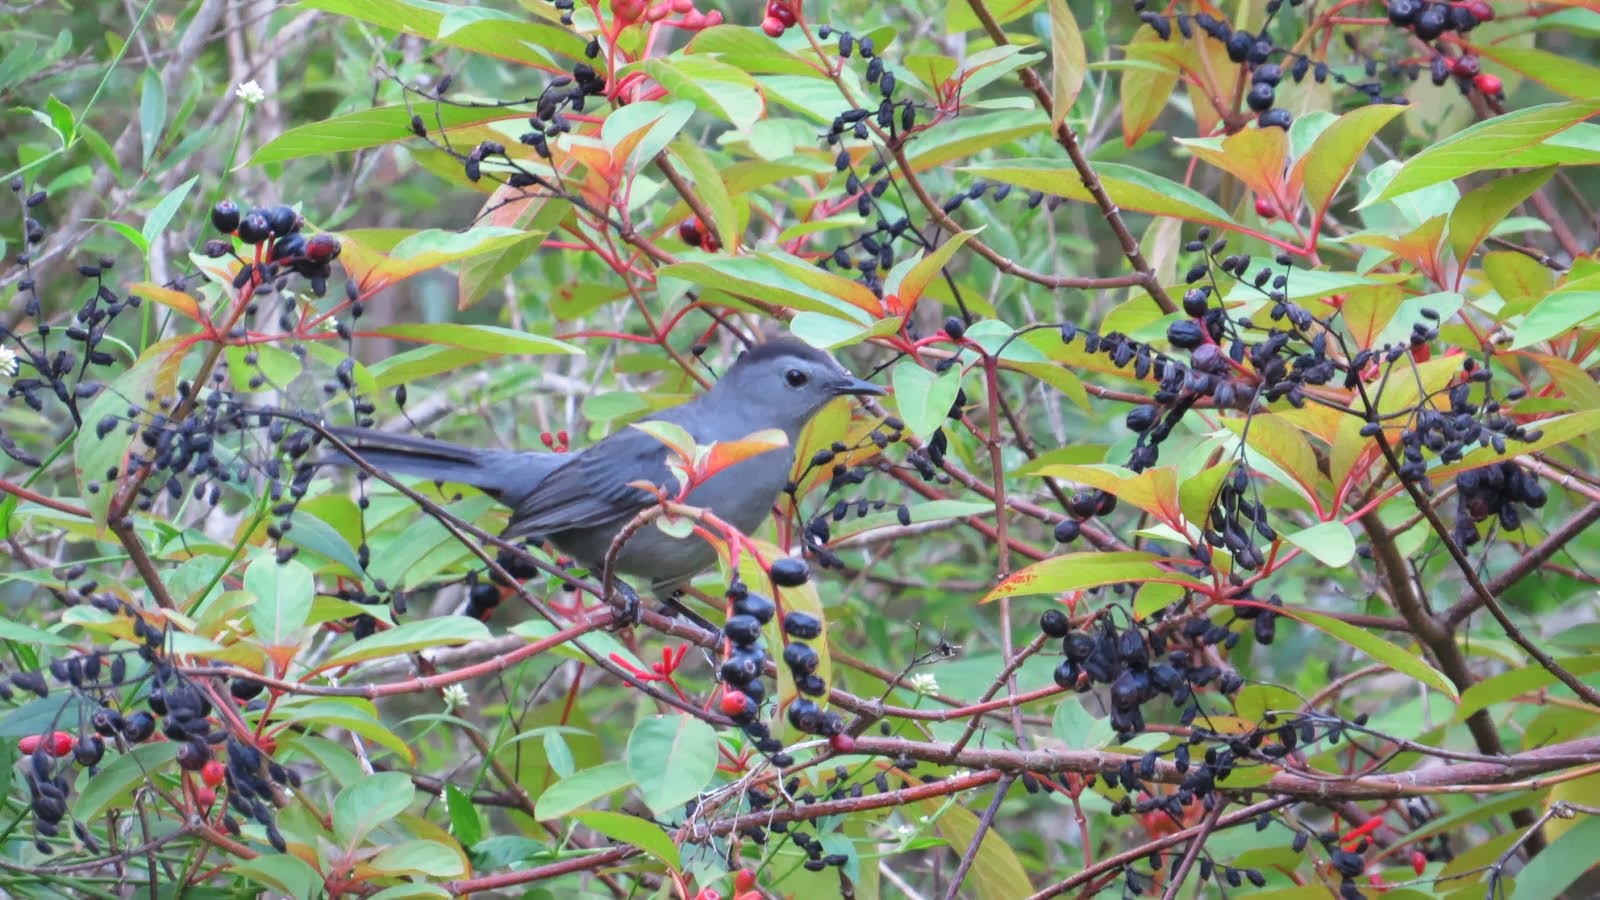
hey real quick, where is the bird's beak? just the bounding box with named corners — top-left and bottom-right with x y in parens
top-left (833, 376), bottom-right (886, 397)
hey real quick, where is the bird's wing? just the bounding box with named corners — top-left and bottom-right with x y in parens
top-left (502, 424), bottom-right (674, 539)
top-left (323, 426), bottom-right (560, 504)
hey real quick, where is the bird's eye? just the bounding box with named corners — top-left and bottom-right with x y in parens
top-left (784, 368), bottom-right (809, 388)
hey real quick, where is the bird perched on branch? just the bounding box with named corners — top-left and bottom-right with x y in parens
top-left (322, 338), bottom-right (884, 618)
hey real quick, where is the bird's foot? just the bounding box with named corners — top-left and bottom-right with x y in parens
top-left (609, 580), bottom-right (643, 630)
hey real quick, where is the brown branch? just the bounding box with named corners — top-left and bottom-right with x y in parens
top-left (942, 775), bottom-right (1016, 900)
top-left (960, 0), bottom-right (1178, 315)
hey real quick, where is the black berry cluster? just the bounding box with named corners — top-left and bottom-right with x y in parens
top-left (716, 581), bottom-right (787, 754)
top-left (205, 199), bottom-right (341, 297)
top-left (1044, 609), bottom-right (1245, 739)
top-left (0, 587), bottom-right (298, 858)
top-left (1366, 359), bottom-right (1540, 491)
top-left (1452, 457), bottom-right (1547, 547)
top-left (3, 182), bottom-right (130, 441)
top-left (791, 417), bottom-right (910, 569)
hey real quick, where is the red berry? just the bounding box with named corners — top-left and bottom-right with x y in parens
top-left (1254, 196), bottom-right (1279, 219)
top-left (1411, 850), bottom-right (1427, 876)
top-left (1474, 73), bottom-right (1503, 96)
top-left (1452, 55), bottom-right (1480, 78)
top-left (1466, 0), bottom-right (1494, 21)
top-left (828, 733), bottom-right (856, 753)
top-left (678, 217), bottom-right (703, 247)
top-left (194, 785), bottom-right (217, 808)
top-left (734, 869), bottom-right (758, 892)
top-left (303, 232), bottom-right (341, 263)
top-left (720, 689), bottom-right (754, 719)
top-left (611, 0), bottom-right (647, 23)
top-left (761, 15), bottom-right (786, 37)
top-left (770, 2), bottom-right (796, 26)
top-left (34, 731), bottom-right (74, 757)
top-left (201, 759), bottom-right (226, 787)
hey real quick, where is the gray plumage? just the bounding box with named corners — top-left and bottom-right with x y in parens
top-left (322, 339), bottom-right (883, 597)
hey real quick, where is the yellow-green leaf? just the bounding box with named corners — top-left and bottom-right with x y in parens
top-left (1048, 0), bottom-right (1087, 125)
top-left (1273, 607), bottom-right (1457, 700)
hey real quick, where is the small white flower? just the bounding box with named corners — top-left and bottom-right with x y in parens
top-left (0, 345), bottom-right (17, 378)
top-left (323, 315), bottom-right (340, 332)
top-left (236, 80), bottom-right (266, 106)
top-left (907, 673), bottom-right (939, 697)
top-left (443, 684), bottom-right (470, 710)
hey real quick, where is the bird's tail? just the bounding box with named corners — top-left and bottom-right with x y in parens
top-left (321, 427), bottom-right (552, 503)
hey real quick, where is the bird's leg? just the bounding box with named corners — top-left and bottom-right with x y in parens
top-left (608, 579), bottom-right (643, 630)
top-left (658, 589), bottom-right (720, 634)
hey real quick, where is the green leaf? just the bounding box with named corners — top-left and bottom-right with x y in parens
top-left (601, 100), bottom-right (695, 173)
top-left (368, 886), bottom-right (451, 900)
top-left (333, 771), bottom-right (415, 848)
top-left (1292, 103), bottom-right (1408, 221)
top-left (626, 714), bottom-right (719, 816)
top-left (86, 217), bottom-right (148, 255)
top-left (660, 254), bottom-right (876, 324)
top-left (138, 67), bottom-right (166, 167)
top-left (1273, 607), bottom-right (1458, 700)
top-left (906, 109), bottom-right (1051, 173)
top-left (964, 159), bottom-right (1235, 229)
top-left (1447, 167), bottom-right (1555, 265)
top-left (230, 855), bottom-right (324, 898)
top-left (1283, 521), bottom-right (1356, 567)
top-left (669, 137), bottom-right (738, 253)
top-left (1479, 45), bottom-right (1600, 101)
top-left (1048, 0), bottom-right (1087, 125)
top-left (544, 731), bottom-right (576, 779)
top-left (318, 616), bottom-right (490, 670)
top-left (946, 0), bottom-right (1044, 32)
top-left (533, 761), bottom-right (634, 819)
top-left (284, 700), bottom-right (415, 762)
top-left (1362, 99), bottom-right (1600, 205)
top-left (370, 840), bottom-right (467, 878)
top-left (1052, 697), bottom-right (1115, 749)
top-left (141, 175), bottom-right (199, 255)
top-left (890, 360), bottom-right (962, 442)
top-left (367, 323), bottom-right (578, 356)
top-left (1511, 291), bottom-right (1600, 349)
top-left (887, 230), bottom-right (981, 307)
top-left (1457, 656), bottom-right (1600, 721)
top-left (249, 104), bottom-right (521, 165)
top-left (245, 552), bottom-right (314, 645)
top-left (1510, 814), bottom-right (1600, 900)
top-left (642, 58), bottom-right (761, 131)
top-left (0, 619), bottom-right (71, 647)
top-left (923, 798), bottom-right (1035, 900)
top-left (453, 228), bottom-right (547, 310)
top-left (984, 551), bottom-right (1201, 602)
top-left (1177, 463), bottom-right (1232, 534)
top-left (73, 742), bottom-right (179, 821)
top-left (631, 420), bottom-right (699, 465)
top-left (368, 344), bottom-right (496, 387)
top-left (44, 94), bottom-right (76, 145)
top-left (573, 810), bottom-right (682, 869)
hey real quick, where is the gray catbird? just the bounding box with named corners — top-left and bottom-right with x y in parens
top-left (323, 338), bottom-right (883, 606)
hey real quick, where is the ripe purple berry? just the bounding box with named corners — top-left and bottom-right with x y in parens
top-left (211, 200), bottom-right (241, 234)
top-left (236, 214), bottom-right (271, 245)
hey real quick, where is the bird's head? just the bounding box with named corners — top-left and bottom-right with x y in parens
top-left (710, 338), bottom-right (884, 437)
